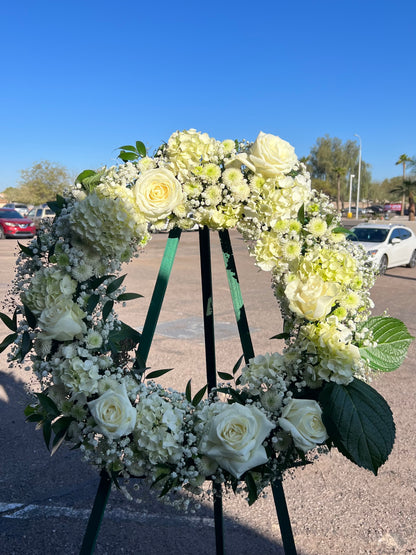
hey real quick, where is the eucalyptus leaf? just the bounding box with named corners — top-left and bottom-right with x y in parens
top-left (102, 300), bottom-right (114, 322)
top-left (23, 304), bottom-right (37, 329)
top-left (218, 371), bottom-right (234, 381)
top-left (19, 330), bottom-right (32, 360)
top-left (192, 385), bottom-right (208, 406)
top-left (0, 311), bottom-right (17, 331)
top-left (185, 379), bottom-right (192, 403)
top-left (0, 332), bottom-right (17, 353)
top-left (118, 145), bottom-right (137, 153)
top-left (106, 274), bottom-right (127, 295)
top-left (18, 242), bottom-right (35, 257)
top-left (232, 354), bottom-right (244, 375)
top-left (86, 294), bottom-right (100, 314)
top-left (146, 368), bottom-right (173, 380)
top-left (270, 332), bottom-right (290, 340)
top-left (116, 292), bottom-right (143, 302)
top-left (320, 378), bottom-right (395, 475)
top-left (359, 316), bottom-right (413, 372)
top-left (42, 419), bottom-right (52, 450)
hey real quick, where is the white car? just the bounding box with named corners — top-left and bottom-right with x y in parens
top-left (347, 223), bottom-right (416, 274)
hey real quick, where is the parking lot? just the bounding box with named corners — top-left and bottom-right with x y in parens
top-left (0, 231), bottom-right (415, 554)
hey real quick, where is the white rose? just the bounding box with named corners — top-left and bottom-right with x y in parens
top-left (278, 398), bottom-right (328, 452)
top-left (248, 132), bottom-right (298, 177)
top-left (38, 300), bottom-right (87, 341)
top-left (132, 167), bottom-right (183, 221)
top-left (88, 382), bottom-right (136, 439)
top-left (201, 403), bottom-right (274, 479)
top-left (285, 275), bottom-right (340, 321)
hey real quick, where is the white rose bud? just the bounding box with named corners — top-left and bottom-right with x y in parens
top-left (278, 398), bottom-right (328, 452)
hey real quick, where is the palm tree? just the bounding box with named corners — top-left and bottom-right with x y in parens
top-left (389, 180), bottom-right (416, 221)
top-left (395, 154), bottom-right (413, 215)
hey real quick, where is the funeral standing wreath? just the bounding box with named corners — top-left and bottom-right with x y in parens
top-left (1, 129), bottom-right (413, 508)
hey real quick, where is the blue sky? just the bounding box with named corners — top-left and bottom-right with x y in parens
top-left (1, 0), bottom-right (415, 190)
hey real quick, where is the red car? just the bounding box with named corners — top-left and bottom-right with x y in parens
top-left (0, 208), bottom-right (36, 239)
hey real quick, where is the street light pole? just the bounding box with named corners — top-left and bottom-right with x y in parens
top-left (348, 174), bottom-right (355, 218)
top-left (354, 134), bottom-right (362, 219)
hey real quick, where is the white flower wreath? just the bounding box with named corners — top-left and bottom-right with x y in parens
top-left (1, 129), bottom-right (413, 506)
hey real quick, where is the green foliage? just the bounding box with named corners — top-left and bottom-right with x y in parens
top-left (359, 317), bottom-right (414, 372)
top-left (320, 378), bottom-right (395, 474)
top-left (117, 141), bottom-right (147, 162)
top-left (307, 135), bottom-right (372, 203)
top-left (24, 394), bottom-right (74, 455)
top-left (2, 161), bottom-right (73, 205)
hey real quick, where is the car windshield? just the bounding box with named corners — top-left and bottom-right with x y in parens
top-left (0, 209), bottom-right (23, 219)
top-left (348, 228), bottom-right (389, 243)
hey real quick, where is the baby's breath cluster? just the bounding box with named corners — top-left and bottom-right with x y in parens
top-left (3, 128), bottom-right (403, 509)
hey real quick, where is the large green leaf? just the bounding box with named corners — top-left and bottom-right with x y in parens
top-left (320, 378), bottom-right (395, 475)
top-left (359, 316), bottom-right (413, 372)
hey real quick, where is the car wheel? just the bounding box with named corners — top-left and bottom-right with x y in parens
top-left (379, 254), bottom-right (388, 275)
top-left (0, 227), bottom-right (5, 240)
top-left (407, 250), bottom-right (416, 268)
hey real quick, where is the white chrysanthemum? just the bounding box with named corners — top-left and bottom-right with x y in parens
top-left (202, 163), bottom-right (221, 183)
top-left (71, 262), bottom-right (94, 282)
top-left (183, 180), bottom-right (203, 198)
top-left (222, 167), bottom-right (244, 187)
top-left (222, 139), bottom-right (236, 155)
top-left (228, 180), bottom-right (250, 202)
top-left (203, 185), bottom-right (222, 206)
top-left (85, 330), bottom-right (103, 350)
top-left (339, 291), bottom-right (362, 310)
top-left (282, 240), bottom-right (302, 260)
top-left (307, 217), bottom-right (328, 237)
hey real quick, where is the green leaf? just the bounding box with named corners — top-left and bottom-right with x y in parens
top-left (19, 330), bottom-right (32, 360)
top-left (185, 379), bottom-right (192, 403)
top-left (86, 294), bottom-right (100, 314)
top-left (136, 141), bottom-right (147, 157)
top-left (0, 311), bottom-right (17, 331)
top-left (0, 332), bottom-right (17, 353)
top-left (108, 322), bottom-right (141, 351)
top-left (359, 316), bottom-right (414, 372)
top-left (35, 392), bottom-right (60, 417)
top-left (320, 378), bottom-right (395, 475)
top-left (232, 354), bottom-right (244, 375)
top-left (270, 332), bottom-right (290, 340)
top-left (106, 274), bottom-right (127, 295)
top-left (42, 419), bottom-right (52, 450)
top-left (244, 472), bottom-right (258, 505)
top-left (216, 386), bottom-right (245, 404)
top-left (116, 292), bottom-right (143, 302)
top-left (88, 274), bottom-right (114, 289)
top-left (75, 169), bottom-right (97, 183)
top-left (118, 151), bottom-right (138, 162)
top-left (218, 372), bottom-right (234, 381)
top-left (18, 242), bottom-right (35, 257)
top-left (297, 204), bottom-right (305, 225)
top-left (102, 300), bottom-right (114, 322)
top-left (47, 195), bottom-right (65, 215)
top-left (332, 226), bottom-right (350, 234)
top-left (51, 416), bottom-right (73, 455)
top-left (118, 145), bottom-right (137, 153)
top-left (192, 385), bottom-right (208, 406)
top-left (145, 368), bottom-right (173, 380)
top-left (23, 304), bottom-right (37, 329)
